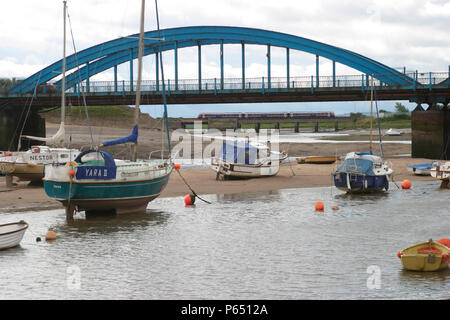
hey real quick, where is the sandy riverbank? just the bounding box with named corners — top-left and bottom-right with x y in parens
top-left (0, 157), bottom-right (439, 213)
top-left (1, 121), bottom-right (441, 213)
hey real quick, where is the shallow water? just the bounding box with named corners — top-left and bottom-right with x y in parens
top-left (0, 180), bottom-right (449, 300)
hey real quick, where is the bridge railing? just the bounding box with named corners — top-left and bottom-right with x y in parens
top-left (60, 71), bottom-right (448, 95)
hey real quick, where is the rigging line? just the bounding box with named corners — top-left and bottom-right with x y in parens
top-left (10, 74), bottom-right (43, 151)
top-left (66, 5), bottom-right (95, 148)
top-left (373, 83), bottom-right (384, 158)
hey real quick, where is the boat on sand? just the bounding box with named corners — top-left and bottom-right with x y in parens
top-left (296, 156), bottom-right (338, 164)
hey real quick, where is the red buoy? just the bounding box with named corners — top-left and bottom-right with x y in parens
top-left (69, 169), bottom-right (75, 179)
top-left (401, 179), bottom-right (411, 189)
top-left (174, 163), bottom-right (181, 170)
top-left (315, 201), bottom-right (324, 211)
top-left (184, 194), bottom-right (196, 205)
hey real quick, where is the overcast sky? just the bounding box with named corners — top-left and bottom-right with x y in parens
top-left (1, 0), bottom-right (449, 115)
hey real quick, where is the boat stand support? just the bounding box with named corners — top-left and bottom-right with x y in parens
top-left (65, 204), bottom-right (76, 220)
top-left (440, 180), bottom-right (449, 189)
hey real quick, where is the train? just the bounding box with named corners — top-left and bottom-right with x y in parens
top-left (198, 112), bottom-right (335, 119)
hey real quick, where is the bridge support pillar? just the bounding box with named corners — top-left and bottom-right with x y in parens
top-left (334, 121), bottom-right (339, 132)
top-left (255, 123), bottom-right (260, 133)
top-left (412, 108), bottom-right (450, 160)
top-left (294, 122), bottom-right (299, 133)
top-left (275, 122), bottom-right (280, 130)
top-left (234, 120), bottom-right (241, 131)
top-left (314, 122), bottom-right (319, 133)
top-left (0, 105), bottom-right (45, 151)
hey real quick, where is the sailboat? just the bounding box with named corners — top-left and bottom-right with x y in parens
top-left (332, 75), bottom-right (393, 193)
top-left (43, 0), bottom-right (173, 219)
top-left (0, 0), bottom-right (79, 185)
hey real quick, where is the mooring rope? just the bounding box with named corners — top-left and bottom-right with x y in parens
top-left (175, 169), bottom-right (211, 204)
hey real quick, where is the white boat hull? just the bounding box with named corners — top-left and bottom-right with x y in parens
top-left (211, 158), bottom-right (281, 178)
top-left (431, 162), bottom-right (450, 181)
top-left (0, 221), bottom-right (28, 250)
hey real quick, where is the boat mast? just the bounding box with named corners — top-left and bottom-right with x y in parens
top-left (369, 74), bottom-right (374, 154)
top-left (154, 0), bottom-right (171, 154)
top-left (131, 0), bottom-right (146, 162)
top-left (61, 0), bottom-right (67, 128)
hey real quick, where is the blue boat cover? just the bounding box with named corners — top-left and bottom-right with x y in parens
top-left (102, 125), bottom-right (138, 147)
top-left (74, 150), bottom-right (117, 180)
top-left (219, 141), bottom-right (258, 165)
top-left (407, 162), bottom-right (433, 169)
top-left (335, 158), bottom-right (375, 176)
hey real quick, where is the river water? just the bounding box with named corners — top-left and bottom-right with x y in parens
top-left (0, 180), bottom-right (449, 300)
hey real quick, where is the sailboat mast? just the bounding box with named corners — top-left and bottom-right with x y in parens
top-left (154, 0), bottom-right (171, 154)
top-left (131, 0), bottom-right (146, 162)
top-left (61, 0), bottom-right (66, 125)
top-left (369, 74), bottom-right (374, 154)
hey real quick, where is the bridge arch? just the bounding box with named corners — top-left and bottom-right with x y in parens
top-left (10, 26), bottom-right (414, 94)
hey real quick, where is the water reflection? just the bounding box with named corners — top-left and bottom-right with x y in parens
top-left (49, 209), bottom-right (171, 236)
top-left (215, 190), bottom-right (281, 202)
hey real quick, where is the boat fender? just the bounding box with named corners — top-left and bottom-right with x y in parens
top-left (65, 161), bottom-right (78, 167)
top-left (397, 252), bottom-right (404, 259)
top-left (438, 239), bottom-right (450, 248)
top-left (68, 169), bottom-right (76, 179)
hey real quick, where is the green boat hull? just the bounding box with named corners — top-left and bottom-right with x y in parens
top-left (44, 173), bottom-right (171, 214)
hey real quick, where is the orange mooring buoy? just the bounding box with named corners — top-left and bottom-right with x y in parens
top-left (174, 163), bottom-right (181, 170)
top-left (401, 179), bottom-right (411, 189)
top-left (45, 230), bottom-right (57, 241)
top-left (315, 201), bottom-right (324, 211)
top-left (184, 194), bottom-right (196, 205)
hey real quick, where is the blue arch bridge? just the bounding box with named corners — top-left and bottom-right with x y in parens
top-left (1, 26), bottom-right (449, 158)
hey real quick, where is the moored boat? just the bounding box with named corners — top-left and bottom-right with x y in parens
top-left (0, 221), bottom-right (28, 250)
top-left (44, 149), bottom-right (172, 216)
top-left (211, 140), bottom-right (287, 179)
top-left (397, 239), bottom-right (449, 271)
top-left (332, 152), bottom-right (392, 193)
top-left (43, 0), bottom-right (174, 219)
top-left (296, 156), bottom-right (338, 164)
top-left (430, 161), bottom-right (450, 188)
top-left (407, 161), bottom-right (442, 176)
top-left (0, 146), bottom-right (79, 182)
top-left (385, 128), bottom-right (403, 136)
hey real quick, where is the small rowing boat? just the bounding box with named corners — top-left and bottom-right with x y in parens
top-left (397, 239), bottom-right (449, 271)
top-left (0, 221), bottom-right (28, 250)
top-left (296, 156), bottom-right (338, 164)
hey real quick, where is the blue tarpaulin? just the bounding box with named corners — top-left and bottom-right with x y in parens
top-left (219, 141), bottom-right (258, 165)
top-left (102, 125), bottom-right (138, 147)
top-left (335, 158), bottom-right (375, 176)
top-left (74, 150), bottom-right (117, 180)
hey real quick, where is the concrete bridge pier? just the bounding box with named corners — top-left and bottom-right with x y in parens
top-left (314, 121), bottom-right (319, 133)
top-left (0, 105), bottom-right (45, 151)
top-left (411, 102), bottom-right (450, 160)
top-left (294, 122), bottom-right (299, 133)
top-left (255, 122), bottom-right (261, 133)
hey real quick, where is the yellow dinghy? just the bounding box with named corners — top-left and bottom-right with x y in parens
top-left (296, 156), bottom-right (339, 164)
top-left (397, 239), bottom-right (449, 271)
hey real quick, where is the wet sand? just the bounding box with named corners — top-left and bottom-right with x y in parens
top-left (0, 122), bottom-right (441, 213)
top-left (0, 157), bottom-right (438, 213)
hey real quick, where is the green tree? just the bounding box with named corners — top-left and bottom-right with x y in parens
top-left (394, 102), bottom-right (408, 113)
